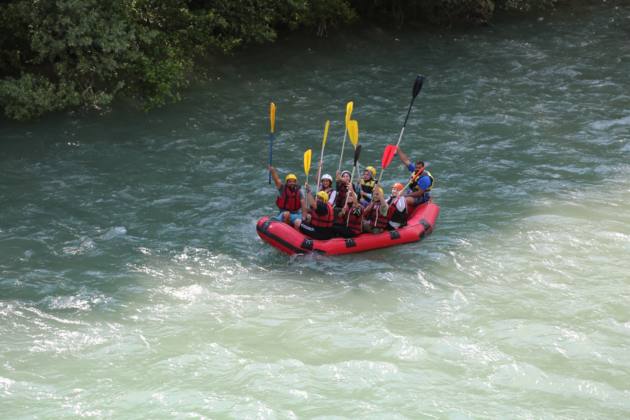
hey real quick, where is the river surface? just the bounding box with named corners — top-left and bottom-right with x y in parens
top-left (2, 4), bottom-right (630, 418)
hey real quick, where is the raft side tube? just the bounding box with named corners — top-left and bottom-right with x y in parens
top-left (256, 202), bottom-right (439, 256)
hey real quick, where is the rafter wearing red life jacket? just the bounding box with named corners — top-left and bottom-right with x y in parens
top-left (334, 170), bottom-right (354, 210)
top-left (335, 181), bottom-right (354, 209)
top-left (309, 202), bottom-right (334, 228)
top-left (344, 206), bottom-right (363, 236)
top-left (298, 190), bottom-right (335, 240)
top-left (386, 183), bottom-right (408, 229)
top-left (366, 204), bottom-right (390, 231)
top-left (276, 184), bottom-right (302, 212)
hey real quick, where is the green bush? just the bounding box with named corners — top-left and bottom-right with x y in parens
top-left (0, 0), bottom-right (564, 121)
top-left (0, 74), bottom-right (79, 120)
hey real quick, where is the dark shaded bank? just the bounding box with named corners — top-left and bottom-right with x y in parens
top-left (0, 0), bottom-right (615, 121)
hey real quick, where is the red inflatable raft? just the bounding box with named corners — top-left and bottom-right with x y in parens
top-left (256, 201), bottom-right (439, 256)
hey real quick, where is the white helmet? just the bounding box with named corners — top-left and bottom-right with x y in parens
top-left (321, 174), bottom-right (333, 182)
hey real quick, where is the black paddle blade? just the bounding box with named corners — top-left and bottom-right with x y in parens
top-left (353, 144), bottom-right (362, 165)
top-left (412, 75), bottom-right (424, 98)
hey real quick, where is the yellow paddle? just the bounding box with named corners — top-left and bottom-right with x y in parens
top-left (344, 144), bottom-right (362, 226)
top-left (347, 119), bottom-right (358, 147)
top-left (343, 120), bottom-right (360, 210)
top-left (347, 119), bottom-right (361, 181)
top-left (303, 149), bottom-right (312, 188)
top-left (337, 101), bottom-right (354, 172)
top-left (268, 102), bottom-right (276, 184)
top-left (315, 120), bottom-right (330, 193)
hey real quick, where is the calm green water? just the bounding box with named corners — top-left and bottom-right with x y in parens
top-left (2, 5), bottom-right (630, 418)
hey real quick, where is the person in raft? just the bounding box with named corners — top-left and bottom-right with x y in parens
top-left (294, 185), bottom-right (335, 240)
top-left (396, 147), bottom-right (434, 207)
top-left (319, 174), bottom-right (337, 205)
top-left (362, 186), bottom-right (390, 234)
top-left (386, 182), bottom-right (408, 230)
top-left (334, 170), bottom-right (355, 213)
top-left (269, 166), bottom-right (304, 225)
top-left (358, 166), bottom-right (377, 206)
top-left (333, 189), bottom-right (363, 238)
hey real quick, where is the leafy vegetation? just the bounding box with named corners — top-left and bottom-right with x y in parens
top-left (1, 0), bottom-right (563, 120)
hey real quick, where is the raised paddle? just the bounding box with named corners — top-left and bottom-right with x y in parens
top-left (345, 119), bottom-right (360, 190)
top-left (303, 149), bottom-right (312, 188)
top-left (268, 102), bottom-right (276, 184)
top-left (374, 144), bottom-right (401, 226)
top-left (337, 101), bottom-right (354, 173)
top-left (376, 144), bottom-right (397, 185)
top-left (394, 75), bottom-right (424, 149)
top-left (345, 144), bottom-right (362, 226)
top-left (347, 119), bottom-right (359, 148)
top-left (315, 120), bottom-right (331, 193)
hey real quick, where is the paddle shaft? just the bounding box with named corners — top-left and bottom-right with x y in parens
top-left (396, 170), bottom-right (422, 199)
top-left (268, 133), bottom-right (274, 184)
top-left (268, 102), bottom-right (276, 184)
top-left (343, 148), bottom-right (366, 226)
top-left (395, 76), bottom-right (423, 148)
top-left (315, 148), bottom-right (325, 193)
top-left (377, 168), bottom-right (385, 185)
top-left (394, 97), bottom-right (417, 149)
top-left (337, 128), bottom-right (348, 173)
top-left (344, 165), bottom-right (357, 226)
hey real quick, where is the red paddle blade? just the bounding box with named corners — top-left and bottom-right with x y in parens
top-left (381, 144), bottom-right (397, 169)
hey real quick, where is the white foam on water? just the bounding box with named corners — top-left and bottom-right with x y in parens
top-left (590, 115), bottom-right (630, 130)
top-left (100, 226), bottom-right (127, 240)
top-left (160, 284), bottom-right (207, 303)
top-left (0, 377), bottom-right (15, 395)
top-left (62, 237), bottom-right (95, 256)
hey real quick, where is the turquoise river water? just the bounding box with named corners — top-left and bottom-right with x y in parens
top-left (1, 4), bottom-right (630, 418)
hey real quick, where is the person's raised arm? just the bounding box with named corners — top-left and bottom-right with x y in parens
top-left (300, 184), bottom-right (310, 220)
top-left (268, 165), bottom-right (282, 189)
top-left (305, 184), bottom-right (316, 209)
top-left (308, 194), bottom-right (317, 210)
top-left (364, 200), bottom-right (375, 215)
top-left (397, 147), bottom-right (411, 168)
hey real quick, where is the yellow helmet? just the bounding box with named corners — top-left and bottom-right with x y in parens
top-left (365, 166), bottom-right (376, 177)
top-left (316, 191), bottom-right (329, 202)
top-left (285, 173), bottom-right (297, 182)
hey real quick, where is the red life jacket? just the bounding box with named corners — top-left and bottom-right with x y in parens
top-left (275, 184), bottom-right (301, 212)
top-left (367, 203), bottom-right (390, 230)
top-left (387, 197), bottom-right (407, 227)
top-left (344, 207), bottom-right (363, 235)
top-left (309, 202), bottom-right (334, 228)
